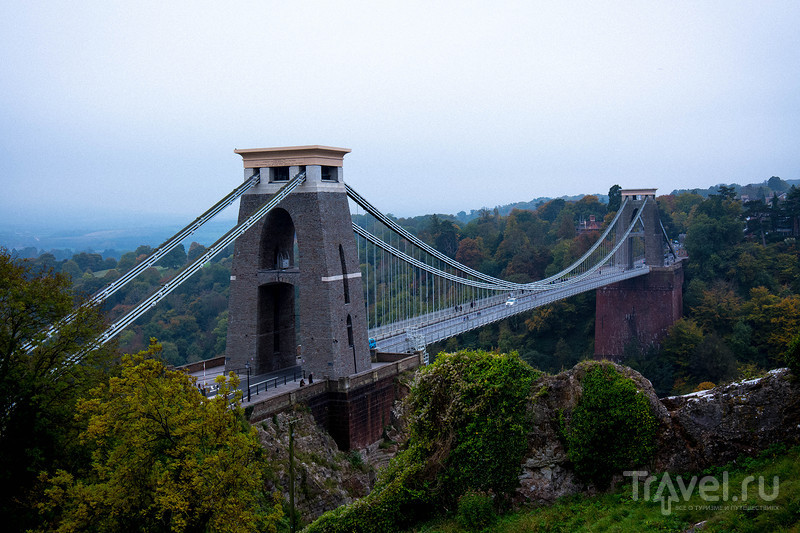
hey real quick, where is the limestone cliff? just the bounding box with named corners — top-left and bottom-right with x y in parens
top-left (260, 362), bottom-right (800, 522)
top-left (517, 363), bottom-right (800, 504)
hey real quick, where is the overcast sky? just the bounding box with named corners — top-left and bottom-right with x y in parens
top-left (2, 1), bottom-right (799, 225)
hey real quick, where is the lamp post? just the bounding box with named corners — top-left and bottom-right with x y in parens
top-left (245, 362), bottom-right (251, 402)
top-left (288, 417), bottom-right (299, 533)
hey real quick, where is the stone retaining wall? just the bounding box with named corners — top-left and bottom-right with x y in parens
top-left (246, 353), bottom-right (423, 449)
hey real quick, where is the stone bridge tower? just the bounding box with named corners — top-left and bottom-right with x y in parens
top-left (595, 188), bottom-right (684, 360)
top-left (614, 189), bottom-right (664, 269)
top-left (225, 146), bottom-right (371, 380)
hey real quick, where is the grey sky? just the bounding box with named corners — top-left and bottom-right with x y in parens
top-left (2, 1), bottom-right (799, 224)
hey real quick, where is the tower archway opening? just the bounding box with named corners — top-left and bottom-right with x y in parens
top-left (257, 282), bottom-right (296, 374)
top-left (260, 208), bottom-right (296, 270)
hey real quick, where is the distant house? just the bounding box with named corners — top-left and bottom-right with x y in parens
top-left (578, 215), bottom-right (602, 233)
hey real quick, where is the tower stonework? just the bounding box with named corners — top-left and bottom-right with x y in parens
top-left (594, 262), bottom-right (683, 360)
top-left (615, 189), bottom-right (664, 269)
top-left (225, 146), bottom-right (371, 380)
top-left (597, 188), bottom-right (683, 360)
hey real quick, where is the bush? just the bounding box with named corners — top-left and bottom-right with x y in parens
top-left (305, 350), bottom-right (539, 532)
top-left (456, 490), bottom-right (496, 531)
top-left (785, 332), bottom-right (800, 378)
top-left (694, 381), bottom-right (716, 392)
top-left (562, 363), bottom-right (657, 486)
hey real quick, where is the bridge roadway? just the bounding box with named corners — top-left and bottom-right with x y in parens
top-left (371, 263), bottom-right (652, 353)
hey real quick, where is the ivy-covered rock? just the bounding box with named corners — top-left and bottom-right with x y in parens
top-left (305, 349), bottom-right (539, 532)
top-left (561, 363), bottom-right (658, 485)
top-left (518, 360), bottom-right (667, 503)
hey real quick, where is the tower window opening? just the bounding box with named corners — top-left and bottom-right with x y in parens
top-left (271, 167), bottom-right (289, 182)
top-left (346, 315), bottom-right (354, 347)
top-left (339, 244), bottom-right (350, 304)
top-left (321, 166), bottom-right (338, 182)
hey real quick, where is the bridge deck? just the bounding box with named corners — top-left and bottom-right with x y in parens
top-left (372, 263), bottom-right (652, 353)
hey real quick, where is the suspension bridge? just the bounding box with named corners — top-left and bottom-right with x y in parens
top-left (33, 145), bottom-right (683, 448)
top-left (36, 145), bottom-right (680, 369)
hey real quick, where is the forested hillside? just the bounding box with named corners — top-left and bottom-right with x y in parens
top-left (20, 242), bottom-right (233, 366)
top-left (428, 181), bottom-right (800, 395)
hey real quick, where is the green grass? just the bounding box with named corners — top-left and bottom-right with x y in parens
top-left (409, 445), bottom-right (800, 533)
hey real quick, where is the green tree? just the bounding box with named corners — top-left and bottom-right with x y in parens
top-left (0, 250), bottom-right (113, 530)
top-left (785, 330), bottom-right (800, 377)
top-left (688, 333), bottom-right (737, 383)
top-left (684, 194), bottom-right (743, 280)
top-left (117, 251), bottom-right (137, 272)
top-left (536, 198), bottom-right (566, 223)
top-left (73, 252), bottom-right (103, 272)
top-left (607, 184), bottom-right (622, 213)
top-left (61, 259), bottom-right (82, 280)
top-left (156, 243), bottom-right (188, 269)
top-left (35, 343), bottom-right (283, 533)
top-left (661, 318), bottom-right (705, 386)
top-left (187, 241), bottom-right (208, 263)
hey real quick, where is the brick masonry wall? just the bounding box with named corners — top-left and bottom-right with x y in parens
top-left (594, 262), bottom-right (684, 360)
top-left (246, 354), bottom-right (423, 450)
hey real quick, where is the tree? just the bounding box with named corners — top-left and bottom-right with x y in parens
top-left (785, 330), bottom-right (800, 377)
top-left (767, 176), bottom-right (789, 193)
top-left (786, 186), bottom-right (800, 237)
top-left (536, 198), bottom-right (566, 223)
top-left (187, 241), bottom-right (208, 263)
top-left (61, 259), bottom-right (83, 280)
top-left (454, 237), bottom-right (484, 270)
top-left (562, 363), bottom-right (657, 486)
top-left (35, 342), bottom-right (283, 533)
top-left (660, 318), bottom-right (705, 385)
top-left (607, 185), bottom-right (622, 213)
top-left (117, 251), bottom-right (137, 273)
top-left (684, 195), bottom-right (743, 279)
top-left (688, 333), bottom-right (737, 383)
top-left (0, 250), bottom-right (113, 530)
top-left (156, 243), bottom-right (187, 269)
top-left (717, 184), bottom-right (737, 201)
top-left (73, 252), bottom-right (103, 272)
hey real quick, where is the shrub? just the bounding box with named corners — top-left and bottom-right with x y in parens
top-left (785, 332), bottom-right (800, 378)
top-left (456, 490), bottom-right (496, 531)
top-left (305, 350), bottom-right (539, 532)
top-left (408, 350), bottom-right (540, 503)
top-left (694, 381), bottom-right (716, 392)
top-left (562, 363), bottom-right (657, 486)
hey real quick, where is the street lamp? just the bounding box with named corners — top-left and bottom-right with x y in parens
top-left (245, 362), bottom-right (251, 402)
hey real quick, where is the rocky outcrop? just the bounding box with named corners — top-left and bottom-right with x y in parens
top-left (260, 361), bottom-right (800, 518)
top-left (258, 409), bottom-right (373, 523)
top-left (516, 363), bottom-right (800, 504)
top-left (257, 384), bottom-right (411, 524)
top-left (517, 361), bottom-right (669, 503)
top-left (655, 368), bottom-right (800, 472)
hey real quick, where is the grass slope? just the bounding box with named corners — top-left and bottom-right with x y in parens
top-left (412, 444), bottom-right (800, 533)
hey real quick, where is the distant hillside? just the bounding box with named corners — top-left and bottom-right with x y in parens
top-left (454, 193), bottom-right (609, 223)
top-left (1, 218), bottom-right (237, 260)
top-left (671, 176), bottom-right (800, 200)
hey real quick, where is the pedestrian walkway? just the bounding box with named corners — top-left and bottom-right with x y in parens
top-left (188, 361), bottom-right (395, 407)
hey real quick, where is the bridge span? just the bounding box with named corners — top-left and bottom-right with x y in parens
top-left (372, 263), bottom-right (652, 353)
